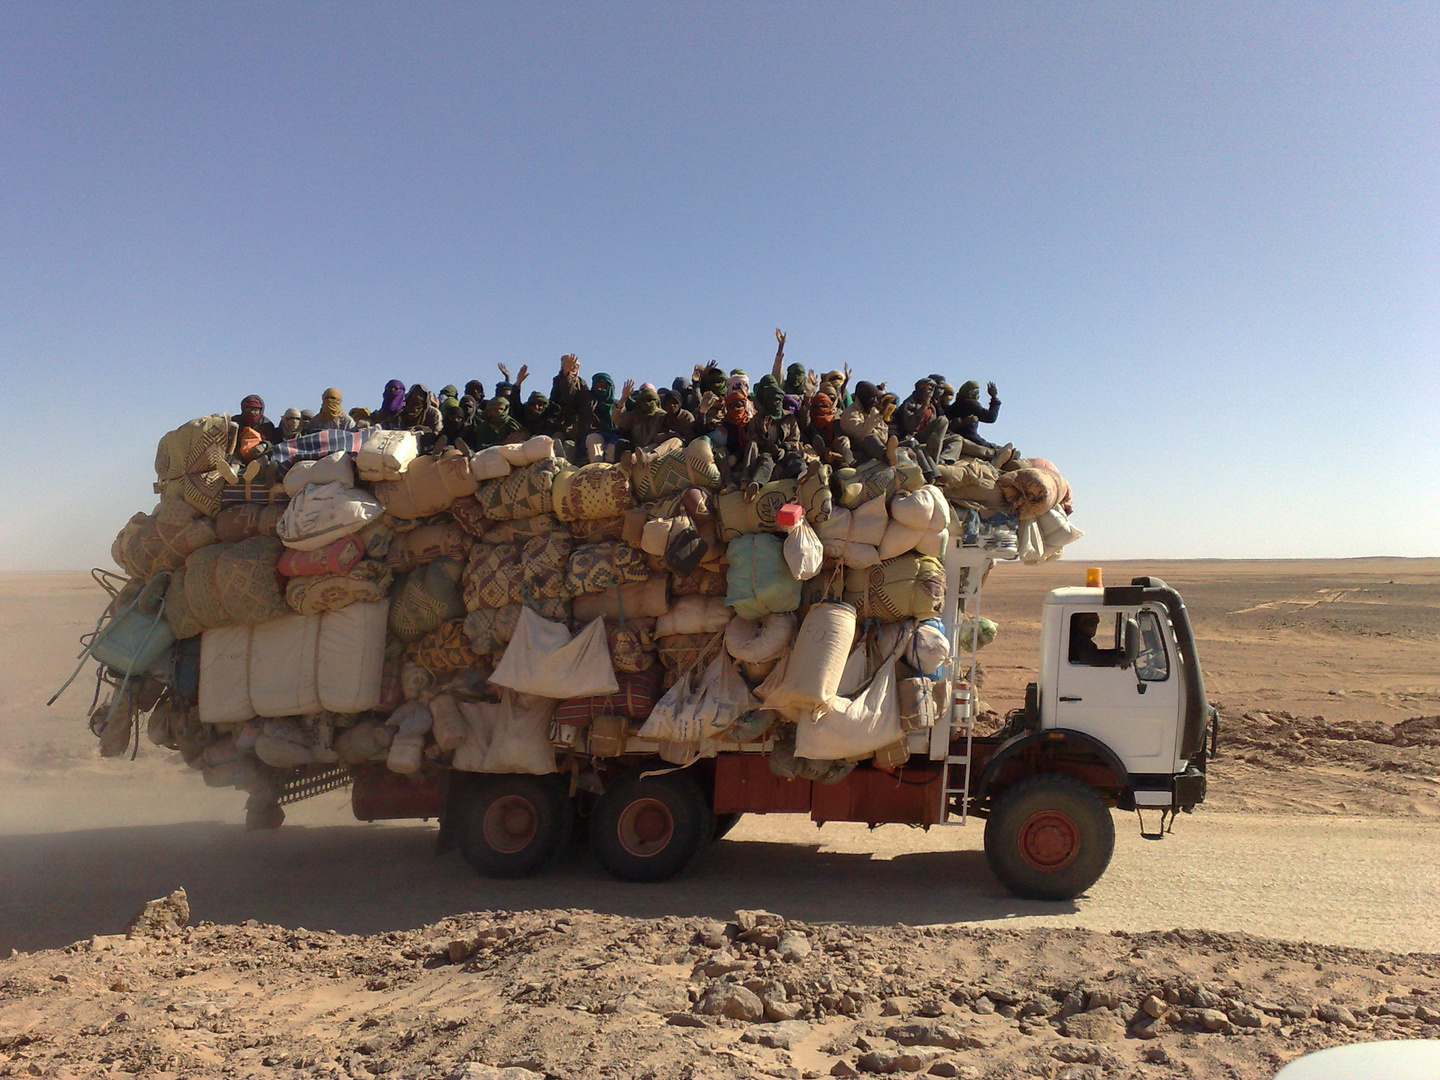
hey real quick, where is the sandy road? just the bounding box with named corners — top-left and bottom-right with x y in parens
top-left (2, 776), bottom-right (1436, 957)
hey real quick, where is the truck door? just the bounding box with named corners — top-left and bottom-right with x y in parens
top-left (1052, 606), bottom-right (1181, 774)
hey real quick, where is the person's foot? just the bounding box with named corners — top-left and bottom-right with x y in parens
top-left (454, 438), bottom-right (471, 456)
top-left (431, 436), bottom-right (448, 456)
top-left (885, 435), bottom-right (899, 466)
top-left (744, 481), bottom-right (762, 503)
top-left (991, 443), bottom-right (1015, 468)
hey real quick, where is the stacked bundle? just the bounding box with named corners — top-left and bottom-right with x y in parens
top-left (84, 409), bottom-right (1080, 826)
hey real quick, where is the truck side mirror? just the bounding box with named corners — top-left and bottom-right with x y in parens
top-left (1121, 618), bottom-right (1141, 670)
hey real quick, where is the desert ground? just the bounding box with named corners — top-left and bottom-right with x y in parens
top-left (1, 559), bottom-right (1437, 1079)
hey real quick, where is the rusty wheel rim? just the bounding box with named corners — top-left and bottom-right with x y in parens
top-left (616, 798), bottom-right (673, 858)
top-left (482, 795), bottom-right (538, 854)
top-left (1017, 809), bottom-right (1080, 872)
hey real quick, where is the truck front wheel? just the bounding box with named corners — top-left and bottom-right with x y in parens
top-left (455, 774), bottom-right (574, 879)
top-left (984, 773), bottom-right (1115, 901)
top-left (591, 773), bottom-right (712, 882)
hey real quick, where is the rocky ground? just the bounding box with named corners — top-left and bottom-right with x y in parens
top-left (4, 900), bottom-right (1440, 1080)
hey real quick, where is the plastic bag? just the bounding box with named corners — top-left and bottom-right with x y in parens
top-left (782, 516), bottom-right (824, 581)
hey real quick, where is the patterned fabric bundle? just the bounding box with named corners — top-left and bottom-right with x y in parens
top-left (563, 541), bottom-right (651, 597)
top-left (385, 521), bottom-right (471, 573)
top-left (154, 415), bottom-right (238, 516)
top-left (112, 500), bottom-right (219, 580)
top-left (214, 502), bottom-right (284, 545)
top-left (997, 467), bottom-right (1062, 521)
top-left (268, 429), bottom-right (363, 467)
top-left (480, 512), bottom-right (563, 544)
top-left (567, 516), bottom-right (626, 543)
top-left (404, 618), bottom-right (483, 677)
top-left (463, 535), bottom-right (571, 610)
top-left (372, 450), bottom-right (479, 520)
top-left (474, 458), bottom-right (564, 521)
top-left (213, 536), bottom-right (289, 624)
top-left (277, 534), bottom-right (365, 577)
top-left (285, 560), bottom-right (393, 616)
top-left (833, 459), bottom-right (925, 508)
top-left (461, 598), bottom-right (571, 655)
top-left (389, 557), bottom-right (467, 641)
top-left (608, 620), bottom-right (658, 673)
top-left (552, 667), bottom-right (663, 725)
top-left (655, 632), bottom-right (720, 682)
top-left (448, 495), bottom-right (489, 538)
top-left (570, 575), bottom-right (669, 623)
top-left (630, 438), bottom-right (722, 502)
top-left (844, 553), bottom-right (946, 621)
top-left (669, 565), bottom-right (727, 597)
top-left (551, 463), bottom-right (633, 522)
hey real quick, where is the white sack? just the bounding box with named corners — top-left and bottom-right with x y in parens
top-left (199, 625), bottom-right (254, 724)
top-left (498, 435), bottom-right (554, 466)
top-left (490, 608), bottom-right (619, 698)
top-left (783, 517), bottom-right (824, 581)
top-left (277, 482), bottom-right (384, 551)
top-left (357, 428), bottom-right (419, 482)
top-left (283, 451), bottom-right (356, 496)
top-left (452, 691), bottom-right (557, 774)
top-left (725, 611), bottom-right (796, 663)
top-left (796, 649), bottom-right (905, 760)
top-left (470, 446), bottom-right (512, 481)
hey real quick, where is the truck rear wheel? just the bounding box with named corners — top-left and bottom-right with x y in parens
top-left (455, 774), bottom-right (574, 879)
top-left (983, 772), bottom-right (1115, 901)
top-left (591, 773), bottom-right (712, 882)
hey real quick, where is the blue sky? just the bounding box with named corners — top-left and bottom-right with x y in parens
top-left (2, 2), bottom-right (1436, 568)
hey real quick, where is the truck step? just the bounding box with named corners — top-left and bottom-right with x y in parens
top-left (944, 755), bottom-right (969, 765)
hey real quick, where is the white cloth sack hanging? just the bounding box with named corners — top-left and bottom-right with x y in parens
top-left (725, 611), bottom-right (796, 663)
top-left (452, 691), bottom-right (557, 774)
top-left (796, 645), bottom-right (905, 760)
top-left (783, 517), bottom-right (824, 581)
top-left (489, 607), bottom-right (619, 698)
top-left (639, 647), bottom-right (754, 744)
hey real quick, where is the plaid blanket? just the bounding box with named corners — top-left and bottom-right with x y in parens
top-left (270, 430), bottom-right (363, 468)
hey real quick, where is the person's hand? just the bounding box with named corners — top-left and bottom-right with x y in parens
top-left (699, 391), bottom-right (716, 412)
top-left (987, 381), bottom-right (998, 397)
top-left (561, 354), bottom-right (578, 376)
top-left (806, 369), bottom-right (819, 393)
top-left (621, 379), bottom-right (635, 402)
top-left (876, 381), bottom-right (887, 392)
top-left (693, 364), bottom-right (704, 382)
top-left (497, 364), bottom-right (511, 381)
top-left (775, 328), bottom-right (786, 347)
top-left (843, 363), bottom-right (851, 385)
top-left (516, 365), bottom-right (529, 385)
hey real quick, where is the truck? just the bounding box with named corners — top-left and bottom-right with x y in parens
top-left (336, 544), bottom-right (1215, 902)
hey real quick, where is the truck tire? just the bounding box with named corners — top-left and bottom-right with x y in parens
top-left (455, 774), bottom-right (574, 879)
top-left (712, 813), bottom-right (743, 841)
top-left (983, 772), bottom-right (1115, 901)
top-left (591, 773), bottom-right (713, 883)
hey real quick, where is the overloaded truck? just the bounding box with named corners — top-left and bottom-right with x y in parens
top-left (67, 418), bottom-right (1215, 903)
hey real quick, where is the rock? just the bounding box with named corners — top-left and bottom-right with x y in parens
top-left (1284, 1003), bottom-right (1313, 1020)
top-left (970, 996), bottom-right (995, 1015)
top-left (697, 984), bottom-right (765, 1022)
top-left (1380, 1002), bottom-right (1417, 1018)
top-left (735, 909), bottom-right (785, 934)
top-left (893, 1049), bottom-right (943, 1071)
top-left (1316, 1003), bottom-right (1360, 1029)
top-left (1228, 1005), bottom-right (1265, 1028)
top-left (1416, 1005), bottom-right (1440, 1025)
top-left (779, 932), bottom-right (813, 962)
top-left (703, 959), bottom-right (749, 977)
top-left (126, 888), bottom-right (189, 939)
top-left (447, 939), bottom-right (473, 963)
top-left (1051, 1044), bottom-right (1105, 1065)
top-left (1131, 1016), bottom-right (1162, 1039)
top-left (1085, 989), bottom-right (1121, 1012)
top-left (881, 997), bottom-right (912, 1016)
top-left (830, 1062), bottom-right (859, 1078)
top-left (666, 1012), bottom-right (709, 1028)
top-left (855, 1050), bottom-right (899, 1074)
top-left (884, 1022), bottom-right (978, 1051)
top-left (917, 999), bottom-right (949, 1018)
top-left (444, 1067), bottom-right (540, 1080)
top-left (1195, 1008), bottom-right (1231, 1032)
top-left (1141, 994), bottom-right (1167, 1019)
top-left (929, 1067), bottom-right (979, 1080)
top-left (742, 1021), bottom-right (813, 1050)
top-left (1143, 1047), bottom-right (1171, 1064)
top-left (1058, 1013), bottom-right (1123, 1042)
top-left (764, 994), bottom-right (805, 1022)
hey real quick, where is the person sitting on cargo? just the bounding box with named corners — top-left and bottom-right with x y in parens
top-left (495, 364), bottom-right (530, 413)
top-left (806, 388), bottom-right (853, 466)
top-left (947, 380), bottom-right (1006, 448)
top-left (277, 407), bottom-right (305, 442)
top-left (657, 388), bottom-right (698, 443)
top-left (897, 378), bottom-right (949, 464)
top-left (398, 383), bottom-right (443, 438)
top-left (573, 371), bottom-right (620, 462)
top-left (372, 379), bottom-right (407, 428)
top-left (840, 381), bottom-right (898, 465)
top-left (470, 395), bottom-right (524, 448)
top-left (520, 391), bottom-right (557, 436)
top-left (348, 406), bottom-right (372, 428)
top-left (740, 379), bottom-right (807, 494)
top-left (232, 395), bottom-right (278, 443)
top-left (613, 381), bottom-right (668, 458)
top-left (305, 387), bottom-right (355, 433)
top-left (1068, 612), bottom-right (1122, 667)
top-left (442, 395), bottom-right (477, 447)
top-left (818, 366), bottom-right (851, 407)
top-left (687, 363), bottom-right (729, 438)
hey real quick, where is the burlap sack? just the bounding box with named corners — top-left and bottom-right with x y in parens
top-left (630, 438), bottom-right (722, 501)
top-left (389, 557), bottom-right (467, 642)
top-left (404, 618), bottom-right (483, 677)
top-left (372, 450), bottom-right (478, 520)
top-left (385, 521), bottom-right (471, 573)
top-left (214, 502), bottom-right (284, 545)
top-left (844, 553), bottom-right (946, 621)
top-left (462, 597), bottom-right (572, 655)
top-left (213, 536), bottom-right (288, 624)
top-left (154, 415), bottom-right (238, 516)
top-left (563, 541), bottom-right (651, 597)
top-left (474, 458), bottom-right (564, 521)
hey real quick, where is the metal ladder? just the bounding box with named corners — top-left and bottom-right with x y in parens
top-left (936, 547), bottom-right (994, 825)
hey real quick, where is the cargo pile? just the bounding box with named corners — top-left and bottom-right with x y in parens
top-left (79, 405), bottom-right (1082, 827)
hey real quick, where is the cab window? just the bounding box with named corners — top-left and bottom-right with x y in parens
top-left (1068, 611), bottom-right (1121, 667)
top-left (1134, 610), bottom-right (1170, 681)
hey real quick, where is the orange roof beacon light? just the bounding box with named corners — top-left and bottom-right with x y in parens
top-left (1086, 567), bottom-right (1103, 589)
